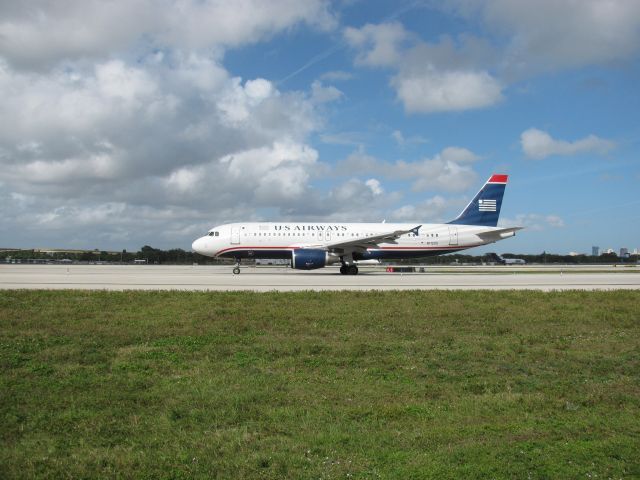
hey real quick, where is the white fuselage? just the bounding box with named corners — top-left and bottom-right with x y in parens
top-left (191, 221), bottom-right (515, 262)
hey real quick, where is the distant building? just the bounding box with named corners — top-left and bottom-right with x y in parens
top-left (592, 246), bottom-right (599, 256)
top-left (620, 247), bottom-right (629, 257)
top-left (633, 248), bottom-right (639, 255)
top-left (605, 248), bottom-right (614, 254)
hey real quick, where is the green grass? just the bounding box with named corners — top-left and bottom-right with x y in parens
top-left (1, 290), bottom-right (639, 479)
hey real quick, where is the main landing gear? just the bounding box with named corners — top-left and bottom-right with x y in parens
top-left (339, 254), bottom-right (358, 275)
top-left (232, 259), bottom-right (241, 275)
top-left (339, 264), bottom-right (359, 275)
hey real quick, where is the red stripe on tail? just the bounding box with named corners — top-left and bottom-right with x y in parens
top-left (488, 174), bottom-right (508, 183)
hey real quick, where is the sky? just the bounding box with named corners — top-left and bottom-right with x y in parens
top-left (0, 0), bottom-right (639, 255)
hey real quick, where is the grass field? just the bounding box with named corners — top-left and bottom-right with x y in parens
top-left (1, 290), bottom-right (639, 479)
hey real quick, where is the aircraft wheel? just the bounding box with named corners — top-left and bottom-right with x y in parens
top-left (340, 265), bottom-right (347, 275)
top-left (233, 267), bottom-right (240, 275)
top-left (348, 265), bottom-right (358, 275)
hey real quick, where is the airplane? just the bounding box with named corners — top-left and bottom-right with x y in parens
top-left (486, 252), bottom-right (526, 265)
top-left (191, 174), bottom-right (522, 274)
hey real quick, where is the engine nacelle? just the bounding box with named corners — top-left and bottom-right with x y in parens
top-left (291, 249), bottom-right (328, 270)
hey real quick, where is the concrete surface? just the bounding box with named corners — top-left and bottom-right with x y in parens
top-left (1, 264), bottom-right (639, 291)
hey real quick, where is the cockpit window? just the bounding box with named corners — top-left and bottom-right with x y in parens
top-left (208, 231), bottom-right (220, 237)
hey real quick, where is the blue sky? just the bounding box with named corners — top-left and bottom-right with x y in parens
top-left (0, 0), bottom-right (638, 254)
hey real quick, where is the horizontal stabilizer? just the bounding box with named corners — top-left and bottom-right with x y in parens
top-left (476, 227), bottom-right (523, 242)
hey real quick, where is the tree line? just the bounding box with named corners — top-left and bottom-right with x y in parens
top-left (406, 251), bottom-right (637, 265)
top-left (4, 246), bottom-right (637, 265)
top-left (4, 246), bottom-right (227, 264)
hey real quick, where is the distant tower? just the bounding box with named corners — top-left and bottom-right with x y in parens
top-left (620, 247), bottom-right (629, 257)
top-left (592, 246), bottom-right (599, 256)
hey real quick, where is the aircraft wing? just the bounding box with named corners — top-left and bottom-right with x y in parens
top-left (322, 225), bottom-right (421, 254)
top-left (476, 227), bottom-right (524, 242)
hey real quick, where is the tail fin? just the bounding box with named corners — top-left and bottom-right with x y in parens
top-left (448, 174), bottom-right (508, 227)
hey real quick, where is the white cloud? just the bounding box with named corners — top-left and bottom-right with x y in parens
top-left (0, 5), bottom-right (507, 252)
top-left (545, 215), bottom-right (565, 228)
top-left (499, 213), bottom-right (565, 231)
top-left (317, 178), bottom-right (399, 221)
top-left (365, 178), bottom-right (383, 196)
top-left (217, 77), bottom-right (276, 125)
top-left (402, 155), bottom-right (477, 192)
top-left (0, 0), bottom-right (336, 70)
top-left (391, 130), bottom-right (428, 147)
top-left (445, 0), bottom-right (640, 76)
top-left (344, 21), bottom-right (408, 67)
top-left (391, 130), bottom-right (405, 146)
top-left (164, 0), bottom-right (335, 49)
top-left (521, 128), bottom-right (616, 159)
top-left (393, 69), bottom-right (503, 113)
top-left (439, 146), bottom-right (480, 164)
top-left (22, 153), bottom-right (123, 184)
top-left (345, 22), bottom-right (503, 113)
top-left (95, 60), bottom-right (158, 103)
top-left (346, 2), bottom-right (640, 113)
top-left (390, 195), bottom-right (448, 222)
top-left (0, 49), bottom-right (326, 248)
top-left (310, 80), bottom-right (343, 104)
top-left (171, 52), bottom-right (228, 91)
top-left (165, 168), bottom-right (200, 193)
top-left (220, 140), bottom-right (319, 203)
top-left (337, 146), bottom-right (480, 192)
top-left (0, 59), bottom-right (177, 157)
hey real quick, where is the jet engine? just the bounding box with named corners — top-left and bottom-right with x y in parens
top-left (291, 249), bottom-right (328, 270)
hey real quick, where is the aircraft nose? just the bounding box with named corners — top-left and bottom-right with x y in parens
top-left (192, 236), bottom-right (207, 255)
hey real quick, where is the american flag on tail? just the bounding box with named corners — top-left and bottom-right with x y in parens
top-left (478, 199), bottom-right (497, 212)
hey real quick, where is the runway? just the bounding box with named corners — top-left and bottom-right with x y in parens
top-left (1, 264), bottom-right (639, 291)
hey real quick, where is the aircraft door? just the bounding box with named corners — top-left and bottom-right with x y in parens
top-left (448, 226), bottom-right (458, 246)
top-left (231, 227), bottom-right (241, 244)
top-left (325, 230), bottom-right (331, 241)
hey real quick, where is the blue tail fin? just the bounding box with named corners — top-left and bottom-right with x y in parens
top-left (448, 174), bottom-right (508, 227)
